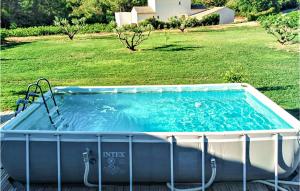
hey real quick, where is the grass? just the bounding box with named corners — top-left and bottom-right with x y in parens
top-left (1, 25), bottom-right (299, 118)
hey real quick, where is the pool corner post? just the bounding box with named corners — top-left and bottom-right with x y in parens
top-left (25, 134), bottom-right (30, 191)
top-left (128, 135), bottom-right (133, 191)
top-left (55, 134), bottom-right (61, 191)
top-left (169, 136), bottom-right (174, 191)
top-left (274, 133), bottom-right (279, 191)
top-left (242, 134), bottom-right (247, 191)
top-left (200, 135), bottom-right (205, 191)
top-left (97, 135), bottom-right (102, 191)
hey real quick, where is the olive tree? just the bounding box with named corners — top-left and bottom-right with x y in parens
top-left (260, 11), bottom-right (299, 44)
top-left (114, 24), bottom-right (153, 51)
top-left (54, 16), bottom-right (86, 40)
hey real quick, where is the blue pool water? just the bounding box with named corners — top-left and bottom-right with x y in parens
top-left (47, 89), bottom-right (291, 132)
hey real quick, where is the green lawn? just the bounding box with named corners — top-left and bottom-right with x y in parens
top-left (1, 25), bottom-right (299, 118)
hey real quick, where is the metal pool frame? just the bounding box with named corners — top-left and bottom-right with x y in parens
top-left (1, 83), bottom-right (300, 191)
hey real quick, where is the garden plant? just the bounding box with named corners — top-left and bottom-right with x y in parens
top-left (54, 17), bottom-right (86, 40)
top-left (114, 24), bottom-right (153, 51)
top-left (260, 11), bottom-right (299, 44)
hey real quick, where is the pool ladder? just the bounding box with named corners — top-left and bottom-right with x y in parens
top-left (15, 78), bottom-right (64, 129)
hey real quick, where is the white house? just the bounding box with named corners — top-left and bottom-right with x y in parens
top-left (115, 0), bottom-right (235, 26)
top-left (190, 7), bottom-right (235, 24)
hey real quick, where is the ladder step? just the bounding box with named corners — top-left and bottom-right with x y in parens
top-left (16, 98), bottom-right (30, 105)
top-left (53, 115), bottom-right (64, 127)
top-left (27, 92), bottom-right (39, 97)
top-left (49, 106), bottom-right (59, 117)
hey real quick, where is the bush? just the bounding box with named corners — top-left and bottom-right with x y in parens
top-left (200, 13), bottom-right (220, 25)
top-left (227, 0), bottom-right (298, 14)
top-left (168, 16), bottom-right (197, 32)
top-left (186, 17), bottom-right (200, 27)
top-left (247, 7), bottom-right (276, 21)
top-left (223, 66), bottom-right (245, 83)
top-left (226, 0), bottom-right (240, 13)
top-left (168, 17), bottom-right (181, 28)
top-left (279, 0), bottom-right (299, 10)
top-left (1, 29), bottom-right (8, 43)
top-left (114, 24), bottom-right (153, 51)
top-left (4, 26), bottom-right (63, 37)
top-left (200, 0), bottom-right (228, 6)
top-left (168, 14), bottom-right (219, 31)
top-left (236, 0), bottom-right (280, 16)
top-left (139, 17), bottom-right (168, 29)
top-left (259, 11), bottom-right (299, 44)
top-left (2, 23), bottom-right (115, 38)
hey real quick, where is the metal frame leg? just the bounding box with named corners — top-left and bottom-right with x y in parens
top-left (274, 134), bottom-right (279, 191)
top-left (98, 135), bottom-right (102, 191)
top-left (242, 134), bottom-right (247, 191)
top-left (201, 135), bottom-right (205, 191)
top-left (169, 136), bottom-right (174, 191)
top-left (25, 134), bottom-right (30, 191)
top-left (129, 135), bottom-right (133, 191)
top-left (56, 135), bottom-right (61, 191)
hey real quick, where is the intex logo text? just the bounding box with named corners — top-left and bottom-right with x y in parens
top-left (103, 152), bottom-right (126, 158)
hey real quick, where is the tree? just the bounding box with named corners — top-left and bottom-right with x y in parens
top-left (1, 0), bottom-right (69, 28)
top-left (238, 0), bottom-right (280, 15)
top-left (260, 11), bottom-right (299, 44)
top-left (54, 16), bottom-right (86, 40)
top-left (114, 24), bottom-right (153, 51)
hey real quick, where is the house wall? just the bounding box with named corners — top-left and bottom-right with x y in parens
top-left (152, 0), bottom-right (191, 21)
top-left (190, 7), bottom-right (235, 24)
top-left (148, 0), bottom-right (157, 12)
top-left (137, 14), bottom-right (156, 23)
top-left (131, 9), bottom-right (138, 23)
top-left (115, 12), bottom-right (132, 26)
top-left (217, 8), bottom-right (235, 24)
top-left (131, 8), bottom-right (155, 24)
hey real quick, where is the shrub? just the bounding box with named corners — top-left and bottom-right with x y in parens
top-left (223, 66), bottom-right (245, 83)
top-left (168, 16), bottom-right (202, 32)
top-left (3, 23), bottom-right (115, 38)
top-left (106, 21), bottom-right (117, 31)
top-left (226, 0), bottom-right (297, 15)
top-left (200, 0), bottom-right (228, 6)
top-left (54, 17), bottom-right (86, 40)
top-left (247, 7), bottom-right (276, 21)
top-left (1, 29), bottom-right (8, 43)
top-left (169, 17), bottom-right (181, 28)
top-left (186, 17), bottom-right (200, 27)
top-left (279, 0), bottom-right (299, 10)
top-left (81, 23), bottom-right (113, 33)
top-left (4, 26), bottom-right (63, 37)
top-left (200, 13), bottom-right (220, 25)
top-left (114, 24), bottom-right (153, 51)
top-left (238, 0), bottom-right (280, 15)
top-left (259, 11), bottom-right (299, 44)
top-left (226, 0), bottom-right (240, 13)
top-left (139, 17), bottom-right (168, 29)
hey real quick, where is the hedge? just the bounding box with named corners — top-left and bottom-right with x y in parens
top-left (139, 14), bottom-right (220, 30)
top-left (0, 22), bottom-right (116, 39)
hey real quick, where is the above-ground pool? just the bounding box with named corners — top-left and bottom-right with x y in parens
top-left (1, 83), bottom-right (299, 187)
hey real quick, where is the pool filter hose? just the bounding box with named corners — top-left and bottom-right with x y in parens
top-left (166, 158), bottom-right (217, 191)
top-left (83, 149), bottom-right (98, 187)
